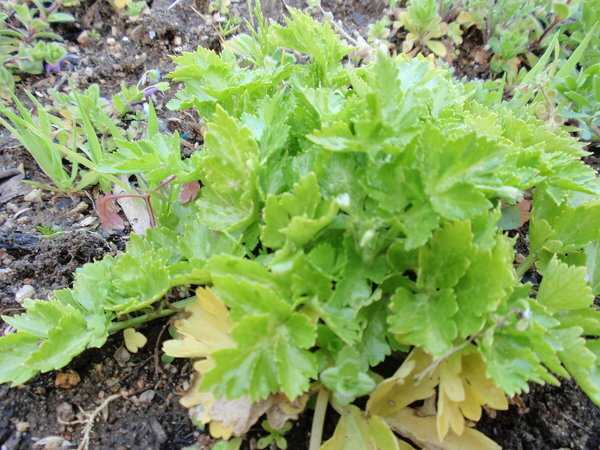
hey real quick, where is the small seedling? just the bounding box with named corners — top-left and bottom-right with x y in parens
top-left (257, 421), bottom-right (292, 450)
top-left (36, 223), bottom-right (64, 239)
top-left (0, 0), bottom-right (74, 96)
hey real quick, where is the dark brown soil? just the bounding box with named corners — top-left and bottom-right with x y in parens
top-left (1, 1), bottom-right (599, 449)
top-left (450, 25), bottom-right (494, 81)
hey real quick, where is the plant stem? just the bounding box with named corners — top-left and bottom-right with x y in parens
top-left (107, 297), bottom-right (195, 334)
top-left (309, 387), bottom-right (330, 450)
top-left (533, 0), bottom-right (572, 48)
top-left (516, 251), bottom-right (538, 278)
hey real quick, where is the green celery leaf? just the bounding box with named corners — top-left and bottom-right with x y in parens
top-left (24, 310), bottom-right (93, 371)
top-left (356, 300), bottom-right (392, 367)
top-left (388, 287), bottom-right (458, 357)
top-left (553, 327), bottom-right (600, 406)
top-left (200, 313), bottom-right (317, 401)
top-left (261, 172), bottom-right (338, 249)
top-left (197, 106), bottom-right (260, 232)
top-left (321, 347), bottom-right (376, 404)
top-left (530, 187), bottom-right (600, 252)
top-left (208, 255), bottom-right (292, 320)
top-left (430, 183), bottom-right (492, 221)
top-left (480, 332), bottom-right (552, 396)
top-left (269, 8), bottom-right (351, 76)
top-left (178, 221), bottom-right (245, 260)
top-left (586, 241), bottom-right (600, 295)
top-left (453, 234), bottom-right (515, 338)
top-left (0, 332), bottom-right (40, 386)
top-left (4, 298), bottom-right (66, 338)
top-left (109, 250), bottom-right (171, 313)
top-left (537, 257), bottom-right (594, 312)
top-left (418, 220), bottom-right (476, 290)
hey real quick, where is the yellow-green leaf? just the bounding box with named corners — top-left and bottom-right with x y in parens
top-left (123, 328), bottom-right (147, 353)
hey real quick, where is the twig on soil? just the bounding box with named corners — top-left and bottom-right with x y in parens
top-left (153, 320), bottom-right (171, 375)
top-left (560, 412), bottom-right (593, 433)
top-left (167, 0), bottom-right (184, 10)
top-left (316, 5), bottom-right (361, 47)
top-left (59, 387), bottom-right (152, 449)
top-left (76, 392), bottom-right (128, 450)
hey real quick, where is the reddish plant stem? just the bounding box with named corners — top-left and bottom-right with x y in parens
top-left (103, 175), bottom-right (177, 229)
top-left (532, 0), bottom-right (572, 49)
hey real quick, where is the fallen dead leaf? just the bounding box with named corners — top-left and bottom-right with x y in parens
top-left (516, 200), bottom-right (532, 227)
top-left (179, 180), bottom-right (200, 204)
top-left (123, 328), bottom-right (147, 353)
top-left (95, 193), bottom-right (125, 234)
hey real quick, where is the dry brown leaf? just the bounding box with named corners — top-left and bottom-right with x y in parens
top-left (95, 193), bottom-right (124, 234)
top-left (179, 181), bottom-right (201, 204)
top-left (265, 392), bottom-right (309, 430)
top-left (112, 181), bottom-right (152, 235)
top-left (516, 199), bottom-right (532, 227)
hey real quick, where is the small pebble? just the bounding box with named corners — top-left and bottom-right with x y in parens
top-left (23, 190), bottom-right (43, 203)
top-left (114, 346), bottom-right (131, 366)
top-left (106, 37), bottom-right (116, 45)
top-left (55, 370), bottom-right (81, 389)
top-left (68, 201), bottom-right (89, 217)
top-left (137, 390), bottom-right (155, 404)
top-left (79, 216), bottom-right (97, 228)
top-left (15, 285), bottom-right (35, 303)
top-left (77, 30), bottom-right (91, 46)
top-left (56, 401), bottom-right (75, 422)
top-left (15, 422), bottom-right (29, 432)
top-left (14, 207), bottom-right (31, 218)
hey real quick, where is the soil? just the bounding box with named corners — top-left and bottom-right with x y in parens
top-left (0, 1), bottom-right (599, 449)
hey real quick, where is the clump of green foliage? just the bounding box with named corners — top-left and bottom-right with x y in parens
top-left (0, 8), bottom-right (598, 450)
top-left (395, 0), bottom-right (461, 57)
top-left (0, 71), bottom-right (169, 191)
top-left (0, 0), bottom-right (74, 97)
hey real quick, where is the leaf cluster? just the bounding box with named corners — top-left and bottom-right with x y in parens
top-left (0, 8), bottom-right (598, 449)
top-left (0, 0), bottom-right (73, 96)
top-left (0, 72), bottom-right (169, 191)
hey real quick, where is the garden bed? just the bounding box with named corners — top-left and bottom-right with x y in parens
top-left (1, 0), bottom-right (599, 448)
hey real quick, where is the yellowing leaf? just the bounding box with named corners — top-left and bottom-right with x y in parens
top-left (163, 287), bottom-right (235, 358)
top-left (368, 348), bottom-right (507, 443)
top-left (111, 0), bottom-right (131, 9)
top-left (437, 358), bottom-right (466, 439)
top-left (384, 407), bottom-right (501, 450)
top-left (321, 405), bottom-right (399, 450)
top-left (123, 328), bottom-right (147, 353)
top-left (436, 351), bottom-right (507, 440)
top-left (462, 352), bottom-right (508, 411)
top-left (426, 40), bottom-right (447, 58)
top-left (367, 348), bottom-right (438, 417)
